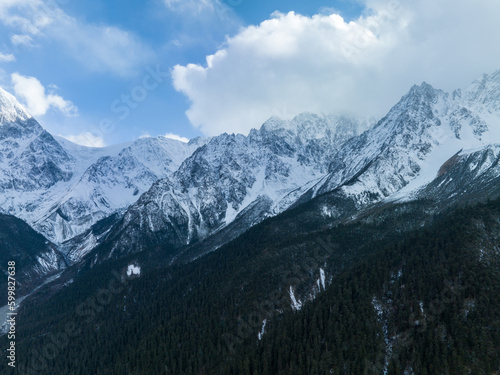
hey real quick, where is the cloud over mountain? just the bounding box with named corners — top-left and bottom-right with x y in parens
top-left (173, 0), bottom-right (500, 136)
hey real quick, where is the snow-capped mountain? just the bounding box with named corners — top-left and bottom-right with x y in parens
top-left (413, 144), bottom-right (500, 208)
top-left (0, 87), bottom-right (207, 244)
top-left (92, 71), bottom-right (500, 262)
top-left (34, 135), bottom-right (206, 243)
top-left (0, 87), bottom-right (73, 193)
top-left (300, 71), bottom-right (500, 212)
top-left (95, 114), bottom-right (369, 259)
top-left (3, 71), bottom-right (500, 267)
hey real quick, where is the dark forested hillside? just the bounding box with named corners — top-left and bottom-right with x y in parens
top-left (0, 214), bottom-right (65, 300)
top-left (2, 198), bottom-right (500, 374)
top-left (223, 201), bottom-right (500, 374)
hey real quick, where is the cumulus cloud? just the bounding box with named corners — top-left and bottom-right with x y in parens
top-left (173, 0), bottom-right (500, 136)
top-left (0, 52), bottom-right (15, 62)
top-left (0, 0), bottom-right (152, 76)
top-left (61, 132), bottom-right (106, 148)
top-left (163, 132), bottom-right (189, 143)
top-left (11, 73), bottom-right (78, 117)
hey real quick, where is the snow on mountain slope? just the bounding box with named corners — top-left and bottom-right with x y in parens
top-left (0, 213), bottom-right (65, 297)
top-left (4, 70), bottom-right (500, 263)
top-left (99, 114), bottom-right (368, 259)
top-left (412, 144), bottom-right (500, 207)
top-left (298, 71), bottom-right (500, 211)
top-left (80, 69), bottom-right (500, 261)
top-left (0, 89), bottom-right (74, 191)
top-left (466, 70), bottom-right (500, 116)
top-left (34, 136), bottom-right (206, 243)
top-left (0, 87), bottom-right (208, 244)
top-left (0, 87), bottom-right (31, 124)
top-left (0, 87), bottom-right (74, 203)
top-left (54, 135), bottom-right (134, 171)
top-left (95, 71), bottom-right (500, 262)
top-left (391, 71), bottom-right (500, 201)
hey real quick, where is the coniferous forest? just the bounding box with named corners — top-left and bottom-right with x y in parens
top-left (3, 197), bottom-right (499, 374)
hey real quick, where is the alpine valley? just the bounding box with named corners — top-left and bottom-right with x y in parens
top-left (1, 72), bottom-right (500, 374)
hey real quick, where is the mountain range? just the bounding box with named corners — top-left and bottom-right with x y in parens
top-left (0, 71), bottom-right (500, 373)
top-left (2, 71), bottom-right (500, 282)
top-left (78, 71), bottom-right (500, 265)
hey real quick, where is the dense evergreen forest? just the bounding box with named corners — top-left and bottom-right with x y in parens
top-left (2, 198), bottom-right (500, 374)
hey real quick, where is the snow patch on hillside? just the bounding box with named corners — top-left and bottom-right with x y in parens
top-left (289, 286), bottom-right (302, 311)
top-left (127, 264), bottom-right (141, 277)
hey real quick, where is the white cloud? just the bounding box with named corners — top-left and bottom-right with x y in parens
top-left (0, 0), bottom-right (51, 35)
top-left (11, 34), bottom-right (34, 46)
top-left (50, 21), bottom-right (153, 77)
top-left (11, 73), bottom-right (78, 117)
top-left (0, 52), bottom-right (15, 62)
top-left (163, 132), bottom-right (189, 143)
top-left (173, 0), bottom-right (500, 136)
top-left (61, 132), bottom-right (106, 148)
top-left (162, 0), bottom-right (241, 51)
top-left (0, 0), bottom-right (152, 76)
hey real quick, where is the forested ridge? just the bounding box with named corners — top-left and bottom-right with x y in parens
top-left (2, 199), bottom-right (500, 374)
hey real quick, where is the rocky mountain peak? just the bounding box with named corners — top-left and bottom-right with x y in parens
top-left (400, 82), bottom-right (445, 109)
top-left (259, 115), bottom-right (293, 133)
top-left (0, 87), bottom-right (31, 125)
top-left (466, 70), bottom-right (500, 113)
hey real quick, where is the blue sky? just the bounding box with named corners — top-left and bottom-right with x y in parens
top-left (0, 0), bottom-right (363, 145)
top-left (1, 0), bottom-right (500, 146)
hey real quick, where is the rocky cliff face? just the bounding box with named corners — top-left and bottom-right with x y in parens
top-left (3, 72), bottom-right (500, 266)
top-left (0, 87), bottom-right (207, 243)
top-left (94, 114), bottom-right (369, 260)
